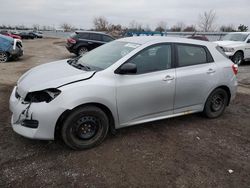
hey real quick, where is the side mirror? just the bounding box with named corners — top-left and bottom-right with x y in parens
top-left (247, 39), bottom-right (250, 43)
top-left (115, 63), bottom-right (137, 74)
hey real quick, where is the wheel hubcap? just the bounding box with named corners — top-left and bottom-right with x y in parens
top-left (79, 48), bottom-right (88, 55)
top-left (74, 116), bottom-right (99, 140)
top-left (0, 52), bottom-right (7, 62)
top-left (211, 94), bottom-right (224, 112)
top-left (234, 55), bottom-right (242, 65)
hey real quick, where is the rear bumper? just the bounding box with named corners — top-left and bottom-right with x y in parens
top-left (10, 47), bottom-right (23, 58)
top-left (66, 44), bottom-right (77, 54)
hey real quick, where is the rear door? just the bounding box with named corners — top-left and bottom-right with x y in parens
top-left (174, 43), bottom-right (219, 113)
top-left (89, 34), bottom-right (105, 50)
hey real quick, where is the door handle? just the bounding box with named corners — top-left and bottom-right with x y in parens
top-left (163, 75), bottom-right (175, 81)
top-left (207, 68), bottom-right (216, 74)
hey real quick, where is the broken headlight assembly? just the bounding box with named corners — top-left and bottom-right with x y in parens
top-left (24, 88), bottom-right (61, 103)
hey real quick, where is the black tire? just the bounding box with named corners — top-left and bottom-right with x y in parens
top-left (77, 46), bottom-right (88, 56)
top-left (232, 51), bottom-right (244, 65)
top-left (0, 51), bottom-right (9, 63)
top-left (203, 88), bottom-right (229, 118)
top-left (61, 106), bottom-right (109, 150)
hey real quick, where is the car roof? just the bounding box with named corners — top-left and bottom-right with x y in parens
top-left (0, 34), bottom-right (13, 41)
top-left (227, 32), bottom-right (250, 35)
top-left (75, 31), bottom-right (109, 35)
top-left (118, 36), bottom-right (216, 47)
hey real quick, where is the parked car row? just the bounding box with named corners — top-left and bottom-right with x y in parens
top-left (0, 30), bottom-right (43, 40)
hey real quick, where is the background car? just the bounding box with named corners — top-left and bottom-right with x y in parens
top-left (0, 34), bottom-right (23, 62)
top-left (214, 32), bottom-right (250, 65)
top-left (187, 35), bottom-right (209, 41)
top-left (66, 31), bottom-right (115, 55)
top-left (0, 30), bottom-right (21, 39)
top-left (18, 32), bottom-right (35, 39)
top-left (30, 31), bottom-right (43, 38)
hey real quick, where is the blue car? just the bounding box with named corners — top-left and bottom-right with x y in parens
top-left (0, 34), bottom-right (23, 62)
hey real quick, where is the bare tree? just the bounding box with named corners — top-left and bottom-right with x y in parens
top-left (183, 25), bottom-right (196, 32)
top-left (238, 24), bottom-right (248, 32)
top-left (220, 24), bottom-right (236, 32)
top-left (128, 20), bottom-right (142, 31)
top-left (171, 22), bottom-right (185, 32)
top-left (198, 10), bottom-right (217, 32)
top-left (60, 23), bottom-right (72, 32)
top-left (155, 21), bottom-right (167, 32)
top-left (93, 16), bottom-right (109, 31)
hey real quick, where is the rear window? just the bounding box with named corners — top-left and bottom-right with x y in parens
top-left (90, 34), bottom-right (102, 41)
top-left (103, 35), bottom-right (114, 42)
top-left (177, 44), bottom-right (208, 67)
top-left (78, 33), bottom-right (89, 39)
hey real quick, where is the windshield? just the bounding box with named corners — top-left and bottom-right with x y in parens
top-left (222, 33), bottom-right (249, 42)
top-left (77, 41), bottom-right (140, 70)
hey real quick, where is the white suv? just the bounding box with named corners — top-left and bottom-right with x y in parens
top-left (214, 32), bottom-right (250, 65)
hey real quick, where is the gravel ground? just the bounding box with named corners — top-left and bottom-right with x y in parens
top-left (0, 38), bottom-right (250, 188)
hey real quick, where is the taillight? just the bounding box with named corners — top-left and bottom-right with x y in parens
top-left (232, 64), bottom-right (238, 75)
top-left (67, 38), bottom-right (76, 44)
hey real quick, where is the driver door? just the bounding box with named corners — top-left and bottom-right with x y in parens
top-left (115, 44), bottom-right (176, 127)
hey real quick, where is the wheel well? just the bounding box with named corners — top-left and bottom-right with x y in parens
top-left (234, 50), bottom-right (244, 58)
top-left (215, 86), bottom-right (231, 105)
top-left (54, 103), bottom-right (116, 140)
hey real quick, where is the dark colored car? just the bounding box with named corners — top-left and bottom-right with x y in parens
top-left (30, 31), bottom-right (43, 38)
top-left (0, 34), bottom-right (23, 62)
top-left (18, 32), bottom-right (35, 39)
top-left (0, 31), bottom-right (21, 39)
top-left (187, 35), bottom-right (209, 41)
top-left (66, 31), bottom-right (115, 55)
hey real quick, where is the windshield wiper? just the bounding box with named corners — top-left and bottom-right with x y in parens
top-left (75, 63), bottom-right (91, 71)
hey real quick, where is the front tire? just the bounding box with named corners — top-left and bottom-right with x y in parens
top-left (61, 106), bottom-right (109, 150)
top-left (232, 51), bottom-right (244, 65)
top-left (203, 88), bottom-right (229, 118)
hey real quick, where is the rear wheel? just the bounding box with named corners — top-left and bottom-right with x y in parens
top-left (232, 51), bottom-right (244, 65)
top-left (0, 51), bottom-right (9, 63)
top-left (203, 88), bottom-right (229, 118)
top-left (77, 46), bottom-right (88, 56)
top-left (61, 106), bottom-right (109, 150)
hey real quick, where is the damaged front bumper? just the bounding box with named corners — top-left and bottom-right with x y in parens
top-left (9, 87), bottom-right (66, 140)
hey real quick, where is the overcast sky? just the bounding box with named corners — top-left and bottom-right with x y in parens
top-left (1, 0), bottom-right (249, 30)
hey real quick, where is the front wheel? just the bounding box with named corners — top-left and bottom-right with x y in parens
top-left (203, 88), bottom-right (229, 118)
top-left (0, 51), bottom-right (9, 63)
top-left (61, 106), bottom-right (109, 150)
top-left (232, 51), bottom-right (244, 65)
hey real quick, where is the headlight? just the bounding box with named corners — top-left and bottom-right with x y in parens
top-left (24, 88), bottom-right (61, 103)
top-left (222, 47), bottom-right (235, 52)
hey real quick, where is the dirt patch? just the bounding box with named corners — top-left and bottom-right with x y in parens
top-left (0, 38), bottom-right (250, 187)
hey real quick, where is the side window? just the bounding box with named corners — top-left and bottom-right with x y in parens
top-left (90, 34), bottom-right (101, 41)
top-left (103, 35), bottom-right (113, 42)
top-left (127, 44), bottom-right (172, 74)
top-left (177, 44), bottom-right (207, 67)
top-left (79, 33), bottom-right (89, 39)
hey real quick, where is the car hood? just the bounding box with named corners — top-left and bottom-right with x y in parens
top-left (17, 59), bottom-right (95, 97)
top-left (214, 40), bottom-right (245, 47)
